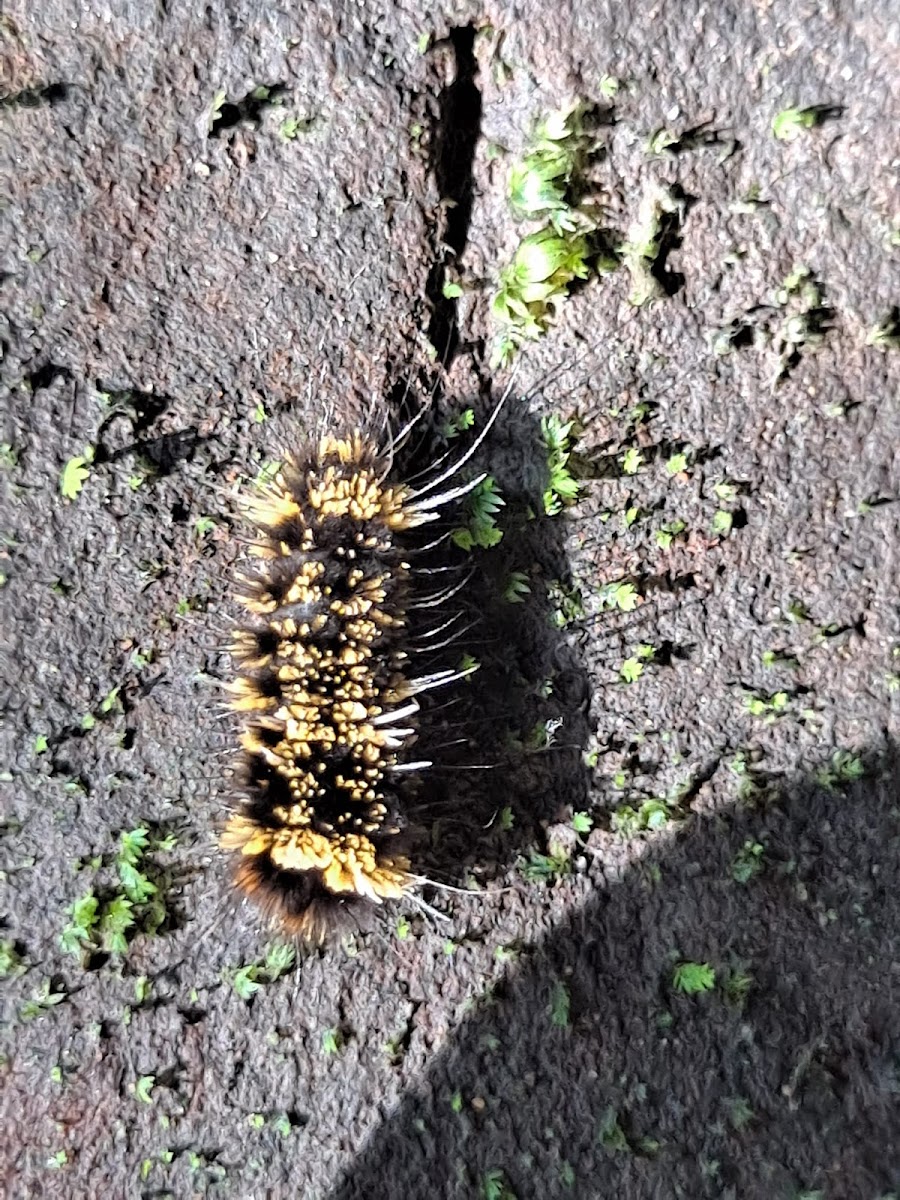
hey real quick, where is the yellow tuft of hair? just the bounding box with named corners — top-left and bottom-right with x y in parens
top-left (222, 815), bottom-right (412, 903)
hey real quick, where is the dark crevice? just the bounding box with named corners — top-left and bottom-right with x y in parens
top-left (208, 84), bottom-right (288, 138)
top-left (1, 83), bottom-right (70, 108)
top-left (26, 362), bottom-right (72, 392)
top-left (425, 25), bottom-right (482, 365)
top-left (650, 187), bottom-right (693, 298)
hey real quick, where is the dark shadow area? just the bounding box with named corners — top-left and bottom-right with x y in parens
top-left (327, 744), bottom-right (900, 1200)
top-left (392, 390), bottom-right (593, 893)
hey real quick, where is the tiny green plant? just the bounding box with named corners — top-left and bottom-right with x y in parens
top-left (442, 408), bottom-right (475, 439)
top-left (611, 797), bottom-right (670, 836)
top-left (229, 943), bottom-right (296, 999)
top-left (597, 1106), bottom-right (630, 1152)
top-left (60, 893), bottom-right (100, 955)
top-left (549, 979), bottom-right (571, 1027)
top-left (0, 939), bottom-right (24, 980)
top-left (541, 414), bottom-right (581, 513)
top-left (231, 964), bottom-right (261, 1000)
top-left (665, 452), bottom-right (688, 475)
top-left (458, 652), bottom-right (480, 678)
top-left (619, 656), bottom-right (643, 683)
top-left (116, 827), bottom-right (157, 904)
top-left (20, 978), bottom-right (66, 1021)
top-left (713, 479), bottom-right (739, 503)
top-left (619, 643), bottom-right (656, 684)
top-left (194, 516), bottom-right (216, 539)
top-left (815, 749), bottom-right (865, 790)
top-left (621, 447), bottom-right (644, 475)
top-left (646, 127), bottom-right (678, 155)
top-left (481, 1168), bottom-right (517, 1200)
top-left (655, 519), bottom-right (686, 550)
top-left (133, 1075), bottom-right (155, 1104)
top-left (100, 685), bottom-right (122, 715)
top-left (727, 1096), bottom-right (755, 1131)
top-left (491, 227), bottom-right (592, 366)
top-left (60, 448), bottom-right (95, 500)
top-left (272, 1112), bottom-right (293, 1137)
top-left (731, 840), bottom-right (765, 883)
top-left (503, 571), bottom-right (531, 604)
top-left (255, 459), bottom-right (282, 487)
top-left (279, 116), bottom-right (313, 141)
top-left (775, 263), bottom-right (818, 304)
top-left (262, 941), bottom-right (296, 980)
top-left (518, 846), bottom-right (571, 883)
top-left (383, 1032), bottom-right (406, 1063)
top-left (507, 101), bottom-right (592, 228)
top-left (672, 961), bottom-right (716, 994)
top-left (724, 968), bottom-right (753, 1006)
top-left (451, 477), bottom-right (505, 550)
top-left (786, 599), bottom-right (810, 623)
top-left (547, 578), bottom-right (585, 627)
top-left (865, 311), bottom-right (900, 349)
top-left (321, 1027), bottom-right (344, 1055)
top-left (209, 87), bottom-right (226, 129)
top-left (772, 105), bottom-right (826, 141)
top-left (571, 811), bottom-right (592, 835)
top-left (744, 690), bottom-right (789, 722)
top-left (598, 581), bottom-right (640, 612)
top-left (99, 896), bottom-right (135, 955)
top-left (712, 509), bottom-right (733, 535)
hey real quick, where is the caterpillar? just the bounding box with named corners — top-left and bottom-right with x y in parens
top-left (220, 400), bottom-right (505, 943)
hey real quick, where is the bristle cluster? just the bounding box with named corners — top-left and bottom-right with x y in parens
top-left (223, 435), bottom-right (436, 941)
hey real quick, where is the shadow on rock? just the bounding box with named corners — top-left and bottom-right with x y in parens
top-left (328, 744), bottom-right (900, 1200)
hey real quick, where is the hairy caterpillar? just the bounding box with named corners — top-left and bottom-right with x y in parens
top-left (221, 402), bottom-right (504, 943)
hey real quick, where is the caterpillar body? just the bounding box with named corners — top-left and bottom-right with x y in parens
top-left (221, 407), bottom-right (501, 943)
